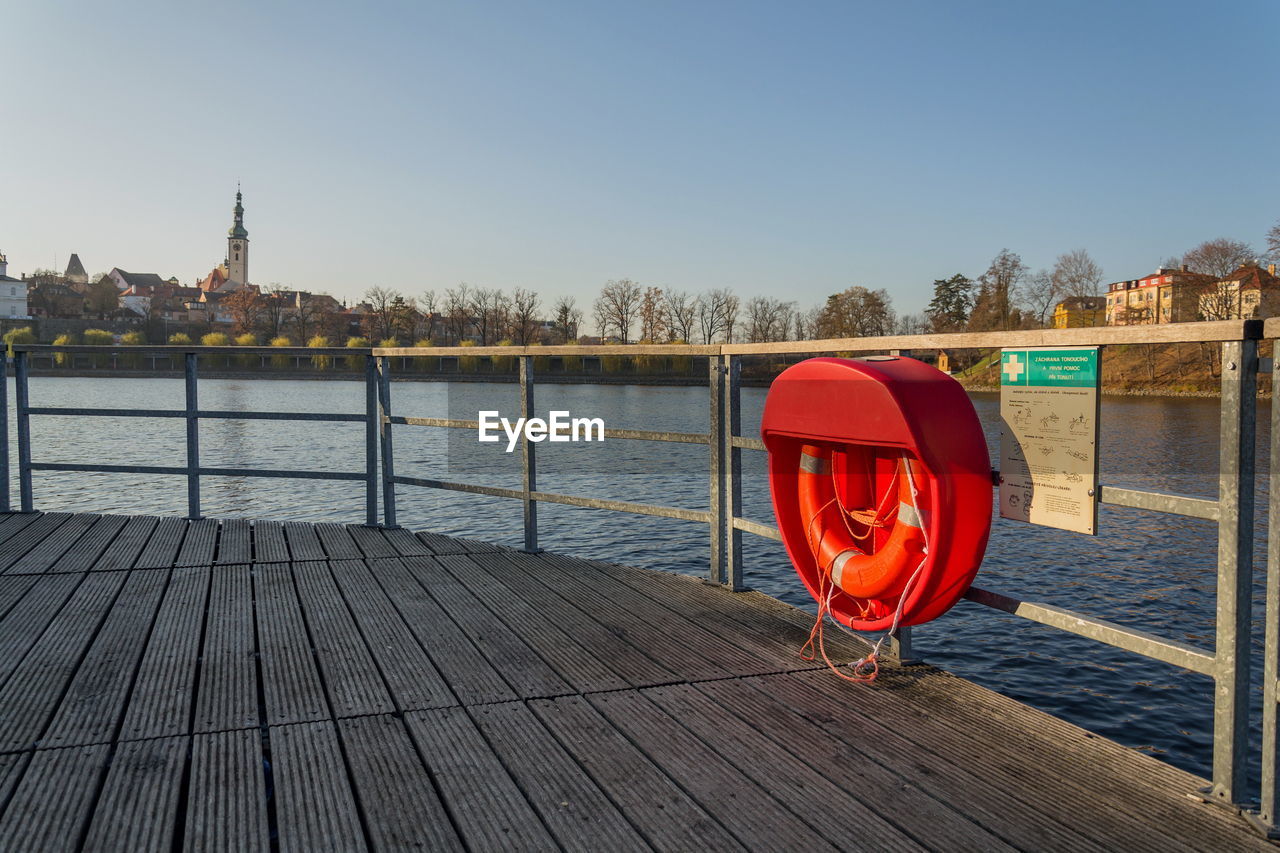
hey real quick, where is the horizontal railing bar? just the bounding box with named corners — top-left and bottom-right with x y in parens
top-left (29, 462), bottom-right (188, 475)
top-left (375, 343), bottom-right (723, 357)
top-left (527, 490), bottom-right (712, 523)
top-left (963, 586), bottom-right (1216, 674)
top-left (391, 416), bottom-right (481, 429)
top-left (27, 407), bottom-right (186, 418)
top-left (393, 476), bottom-right (525, 500)
top-left (15, 345), bottom-right (367, 356)
top-left (197, 410), bottom-right (367, 423)
top-left (199, 467), bottom-right (367, 481)
top-left (1097, 485), bottom-right (1218, 520)
top-left (29, 462), bottom-right (364, 481)
top-left (733, 516), bottom-right (783, 541)
top-left (732, 436), bottom-right (767, 451)
top-left (25, 407), bottom-right (365, 423)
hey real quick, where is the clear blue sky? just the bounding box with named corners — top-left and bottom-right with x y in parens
top-left (2, 0), bottom-right (1275, 316)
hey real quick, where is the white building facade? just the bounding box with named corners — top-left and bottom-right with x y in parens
top-left (0, 251), bottom-right (30, 319)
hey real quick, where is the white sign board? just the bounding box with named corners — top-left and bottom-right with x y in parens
top-left (999, 347), bottom-right (1100, 535)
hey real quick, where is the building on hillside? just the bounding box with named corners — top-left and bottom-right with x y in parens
top-left (197, 189), bottom-right (253, 294)
top-left (0, 251), bottom-right (30, 319)
top-left (108, 268), bottom-right (176, 293)
top-left (1198, 264), bottom-right (1280, 321)
top-left (1052, 296), bottom-right (1106, 329)
top-left (1105, 266), bottom-right (1211, 325)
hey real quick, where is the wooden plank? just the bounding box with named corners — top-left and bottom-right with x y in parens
top-left (328, 560), bottom-right (456, 711)
top-left (338, 715), bottom-right (464, 851)
top-left (530, 695), bottom-right (745, 852)
top-left (0, 513), bottom-right (73, 568)
top-left (415, 530), bottom-right (504, 555)
top-left (468, 701), bottom-right (649, 851)
top-left (254, 563), bottom-right (328, 726)
top-left (0, 575), bottom-right (84, 689)
top-left (364, 558), bottom-right (516, 706)
top-left (0, 744), bottom-right (109, 851)
top-left (0, 751), bottom-right (31, 815)
top-left (526, 552), bottom-right (760, 680)
top-left (0, 512), bottom-right (39, 545)
top-left (378, 525), bottom-right (433, 557)
top-left (82, 735), bottom-right (187, 851)
top-left (282, 521), bottom-right (326, 561)
top-left (437, 554), bottom-right (629, 693)
top-left (314, 522), bottom-right (362, 559)
top-left (699, 675), bottom-right (1094, 852)
top-left (588, 690), bottom-right (839, 851)
top-left (42, 569), bottom-right (169, 748)
top-left (216, 518), bottom-right (252, 564)
top-left (291, 561), bottom-right (395, 717)
top-left (465, 553), bottom-right (678, 688)
top-left (346, 524), bottom-right (399, 558)
top-left (0, 575), bottom-right (40, 621)
top-left (120, 567), bottom-right (210, 741)
top-left (91, 515), bottom-right (159, 571)
top-left (47, 514), bottom-right (128, 573)
top-left (251, 519), bottom-right (288, 563)
top-left (193, 565), bottom-right (257, 733)
top-left (175, 518), bottom-right (219, 567)
top-left (269, 721), bottom-right (368, 852)
top-left (0, 572), bottom-right (127, 751)
top-left (664, 680), bottom-right (1029, 851)
top-left (133, 517), bottom-right (189, 569)
top-left (401, 556), bottom-right (571, 698)
top-left (3, 513), bottom-right (99, 574)
top-left (404, 707), bottom-right (558, 850)
top-left (184, 729), bottom-right (270, 853)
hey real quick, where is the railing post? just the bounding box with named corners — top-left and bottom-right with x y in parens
top-left (722, 353), bottom-right (743, 591)
top-left (377, 355), bottom-right (398, 528)
top-left (184, 352), bottom-right (201, 519)
top-left (1209, 337), bottom-right (1256, 807)
top-left (364, 355), bottom-right (379, 527)
top-left (886, 348), bottom-right (915, 664)
top-left (1260, 344), bottom-right (1280, 835)
top-left (520, 355), bottom-right (540, 553)
top-left (709, 355), bottom-right (726, 584)
top-left (15, 350), bottom-right (32, 513)
top-left (0, 348), bottom-right (9, 514)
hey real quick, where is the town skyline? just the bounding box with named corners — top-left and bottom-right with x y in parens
top-left (2, 2), bottom-right (1276, 317)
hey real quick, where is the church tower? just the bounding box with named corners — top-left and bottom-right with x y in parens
top-left (227, 188), bottom-right (249, 285)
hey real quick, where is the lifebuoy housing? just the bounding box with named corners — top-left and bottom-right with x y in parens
top-left (762, 356), bottom-right (991, 632)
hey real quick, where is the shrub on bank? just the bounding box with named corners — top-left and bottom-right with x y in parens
top-left (308, 335), bottom-right (331, 370)
top-left (52, 333), bottom-right (76, 367)
top-left (346, 336), bottom-right (371, 371)
top-left (201, 332), bottom-right (230, 347)
top-left (83, 329), bottom-right (113, 367)
top-left (121, 331), bottom-right (147, 368)
top-left (458, 339), bottom-right (479, 373)
top-left (2, 327), bottom-right (34, 348)
top-left (270, 336), bottom-right (293, 369)
top-left (493, 339), bottom-right (516, 373)
top-left (234, 333), bottom-right (259, 367)
top-left (561, 339), bottom-right (581, 373)
top-left (168, 332), bottom-right (193, 346)
top-left (414, 339), bottom-right (437, 373)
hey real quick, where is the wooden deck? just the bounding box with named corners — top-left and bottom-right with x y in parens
top-left (0, 511), bottom-right (1266, 851)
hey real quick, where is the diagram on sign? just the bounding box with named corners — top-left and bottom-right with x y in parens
top-left (999, 347), bottom-right (1100, 535)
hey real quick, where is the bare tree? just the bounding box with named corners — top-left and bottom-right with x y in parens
top-left (744, 296), bottom-right (794, 342)
top-left (260, 284), bottom-right (294, 339)
top-left (468, 288), bottom-right (506, 345)
top-left (1267, 221), bottom-right (1280, 262)
top-left (1182, 238), bottom-right (1255, 279)
top-left (696, 288), bottom-right (740, 343)
top-left (1020, 269), bottom-right (1060, 327)
top-left (968, 249), bottom-right (1027, 331)
top-left (594, 279), bottom-right (643, 343)
top-left (793, 305), bottom-right (822, 340)
top-left (637, 286), bottom-right (666, 342)
top-left (443, 283), bottom-right (471, 345)
top-left (663, 290), bottom-right (697, 342)
top-left (291, 293), bottom-right (335, 342)
top-left (1051, 249), bottom-right (1104, 299)
top-left (551, 296), bottom-right (582, 343)
top-left (895, 313), bottom-right (928, 335)
top-left (507, 287), bottom-right (540, 344)
top-left (363, 286), bottom-right (406, 341)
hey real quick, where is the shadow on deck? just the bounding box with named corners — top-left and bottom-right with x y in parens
top-left (0, 512), bottom-right (1266, 851)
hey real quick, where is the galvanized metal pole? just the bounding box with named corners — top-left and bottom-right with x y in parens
top-left (1261, 354), bottom-right (1280, 832)
top-left (14, 351), bottom-right (31, 513)
top-left (0, 351), bottom-right (9, 514)
top-left (723, 354), bottom-right (744, 591)
top-left (377, 355), bottom-right (398, 528)
top-left (184, 353), bottom-right (201, 519)
top-left (709, 357), bottom-right (726, 585)
top-left (1210, 338), bottom-right (1256, 807)
top-left (885, 348), bottom-right (915, 663)
top-left (364, 355), bottom-right (378, 527)
top-left (520, 355), bottom-right (540, 553)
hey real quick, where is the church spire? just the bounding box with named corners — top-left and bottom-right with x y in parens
top-left (229, 187), bottom-right (248, 239)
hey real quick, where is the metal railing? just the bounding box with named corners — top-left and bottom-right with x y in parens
top-left (2, 319), bottom-right (1272, 831)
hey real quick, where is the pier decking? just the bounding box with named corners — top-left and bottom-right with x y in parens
top-left (0, 511), bottom-right (1266, 851)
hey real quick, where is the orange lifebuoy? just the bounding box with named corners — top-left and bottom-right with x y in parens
top-left (796, 444), bottom-right (926, 601)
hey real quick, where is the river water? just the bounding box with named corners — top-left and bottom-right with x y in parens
top-left (9, 374), bottom-right (1272, 786)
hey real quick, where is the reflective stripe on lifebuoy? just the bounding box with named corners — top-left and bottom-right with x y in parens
top-left (797, 444), bottom-right (926, 600)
